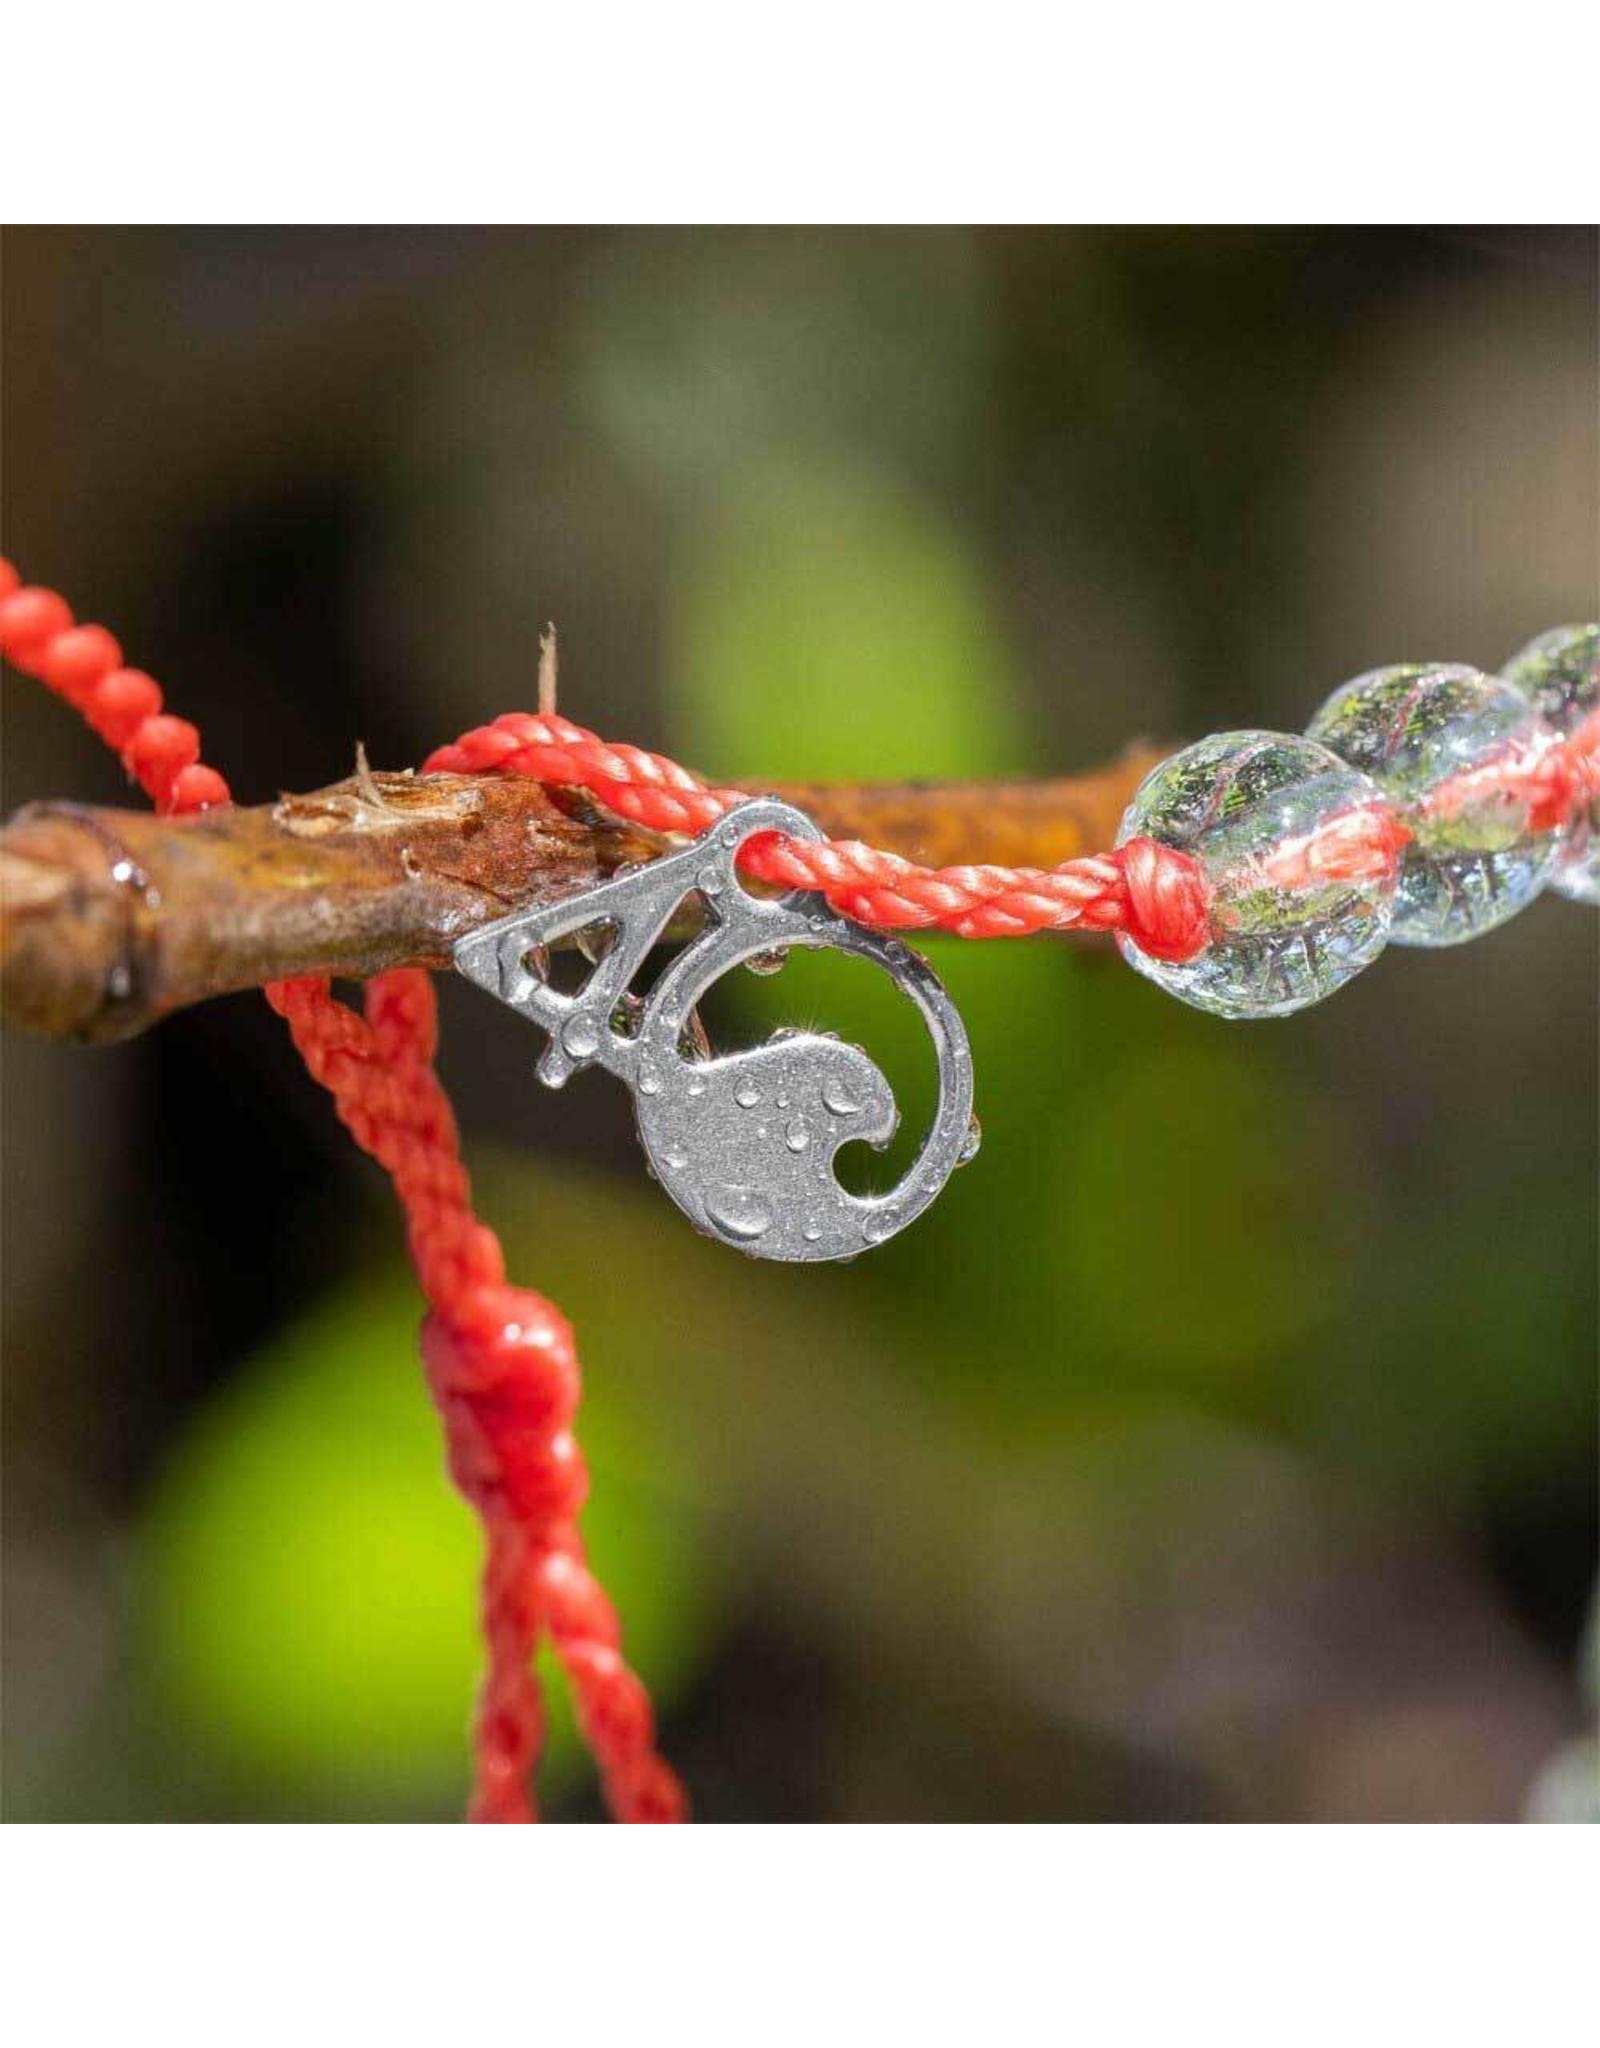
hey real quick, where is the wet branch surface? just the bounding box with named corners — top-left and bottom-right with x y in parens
top-left (0, 746), bottom-right (1166, 1043)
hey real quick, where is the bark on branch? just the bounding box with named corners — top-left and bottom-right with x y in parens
top-left (0, 746), bottom-right (1166, 1044)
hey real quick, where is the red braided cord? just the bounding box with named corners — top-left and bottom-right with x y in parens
top-left (0, 562), bottom-right (685, 1825)
top-left (424, 713), bottom-right (1216, 962)
top-left (0, 572), bottom-right (232, 814)
top-left (427, 705), bottom-right (1600, 942)
top-left (268, 968), bottom-right (683, 1824)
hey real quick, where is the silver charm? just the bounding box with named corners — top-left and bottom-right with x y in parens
top-left (453, 797), bottom-right (976, 1261)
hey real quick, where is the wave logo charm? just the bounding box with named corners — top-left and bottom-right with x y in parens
top-left (453, 798), bottom-right (977, 1261)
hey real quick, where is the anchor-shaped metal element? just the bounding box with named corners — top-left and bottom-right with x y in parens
top-left (452, 797), bottom-right (976, 1261)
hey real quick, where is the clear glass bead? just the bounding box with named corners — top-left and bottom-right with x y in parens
top-left (1501, 625), bottom-right (1600, 905)
top-left (1306, 663), bottom-right (1563, 946)
top-left (1115, 730), bottom-right (1398, 1018)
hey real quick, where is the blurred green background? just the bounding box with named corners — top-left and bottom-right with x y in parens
top-left (2, 226), bottom-right (1595, 1821)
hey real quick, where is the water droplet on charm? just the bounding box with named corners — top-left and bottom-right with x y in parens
top-left (686, 1077), bottom-right (706, 1098)
top-left (698, 867), bottom-right (724, 896)
top-left (958, 1114), bottom-right (982, 1165)
top-left (718, 825), bottom-right (738, 848)
top-left (662, 1145), bottom-right (688, 1171)
top-left (802, 1222), bottom-right (823, 1243)
top-left (734, 1077), bottom-right (761, 1108)
top-left (862, 1209), bottom-right (899, 1246)
top-left (743, 947), bottom-right (787, 977)
top-left (822, 1073), bottom-right (860, 1116)
top-left (705, 1188), bottom-right (772, 1242)
top-left (639, 1065), bottom-right (662, 1096)
top-left (561, 1017), bottom-right (600, 1058)
top-left (785, 1119), bottom-right (810, 1153)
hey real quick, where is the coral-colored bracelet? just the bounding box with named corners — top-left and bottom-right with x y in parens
top-left (4, 549), bottom-right (1596, 1824)
top-left (424, 637), bottom-right (1598, 1021)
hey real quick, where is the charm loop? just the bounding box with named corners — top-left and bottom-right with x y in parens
top-left (452, 798), bottom-right (976, 1261)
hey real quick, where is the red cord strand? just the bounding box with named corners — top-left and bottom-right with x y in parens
top-left (0, 569), bottom-right (232, 814)
top-left (425, 704), bottom-right (1599, 943)
top-left (0, 561), bottom-right (684, 1825)
top-left (269, 967), bottom-right (683, 1823)
top-left (1421, 719), bottom-right (1597, 836)
top-left (424, 712), bottom-right (1217, 961)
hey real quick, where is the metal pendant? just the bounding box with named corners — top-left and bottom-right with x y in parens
top-left (452, 797), bottom-right (976, 1261)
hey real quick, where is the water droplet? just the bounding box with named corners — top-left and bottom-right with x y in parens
top-left (662, 1145), bottom-right (688, 1171)
top-left (733, 1077), bottom-right (761, 1109)
top-left (802, 1222), bottom-right (823, 1243)
top-left (958, 1114), bottom-right (983, 1166)
top-left (525, 943), bottom-right (552, 983)
top-left (561, 1017), bottom-right (599, 1058)
top-left (785, 1119), bottom-right (810, 1153)
top-left (862, 1209), bottom-right (899, 1246)
top-left (639, 1065), bottom-right (662, 1096)
top-left (776, 1092), bottom-right (790, 1109)
top-left (686, 1077), bottom-right (706, 1098)
top-left (718, 825), bottom-right (738, 848)
top-left (706, 1188), bottom-right (772, 1242)
top-left (822, 1073), bottom-right (861, 1116)
top-left (697, 867), bottom-right (724, 895)
top-left (743, 947), bottom-right (787, 977)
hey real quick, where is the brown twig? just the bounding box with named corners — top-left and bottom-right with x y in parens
top-left (0, 746), bottom-right (1166, 1044)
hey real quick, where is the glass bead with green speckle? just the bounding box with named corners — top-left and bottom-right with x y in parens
top-left (1116, 730), bottom-right (1398, 1018)
top-left (1307, 663), bottom-right (1562, 946)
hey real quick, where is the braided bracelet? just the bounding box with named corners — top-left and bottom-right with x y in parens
top-left (427, 628), bottom-right (1598, 1020)
top-left (423, 633), bottom-right (1597, 1259)
top-left (3, 551), bottom-right (1594, 1824)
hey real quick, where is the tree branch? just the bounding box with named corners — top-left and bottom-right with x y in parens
top-left (0, 745), bottom-right (1166, 1044)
